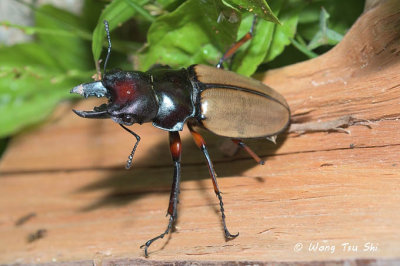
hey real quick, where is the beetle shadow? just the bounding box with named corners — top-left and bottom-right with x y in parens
top-left (75, 129), bottom-right (287, 212)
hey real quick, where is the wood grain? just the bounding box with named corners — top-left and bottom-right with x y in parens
top-left (1, 1), bottom-right (400, 264)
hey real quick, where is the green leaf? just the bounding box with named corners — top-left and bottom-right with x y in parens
top-left (290, 37), bottom-right (318, 58)
top-left (92, 0), bottom-right (150, 63)
top-left (82, 0), bottom-right (108, 29)
top-left (156, 0), bottom-right (178, 7)
top-left (124, 0), bottom-right (155, 22)
top-left (223, 0), bottom-right (280, 24)
top-left (0, 42), bottom-right (60, 69)
top-left (0, 3), bottom-right (96, 137)
top-left (0, 66), bottom-right (82, 137)
top-left (264, 12), bottom-right (299, 63)
top-left (307, 7), bottom-right (343, 50)
top-left (296, 0), bottom-right (363, 42)
top-left (15, 0), bottom-right (93, 40)
top-left (35, 5), bottom-right (92, 72)
top-left (1, 21), bottom-right (78, 38)
top-left (297, 2), bottom-right (320, 24)
top-left (137, 0), bottom-right (239, 71)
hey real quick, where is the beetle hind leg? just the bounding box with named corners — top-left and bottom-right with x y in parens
top-left (188, 124), bottom-right (239, 239)
top-left (232, 139), bottom-right (265, 165)
top-left (140, 131), bottom-right (182, 256)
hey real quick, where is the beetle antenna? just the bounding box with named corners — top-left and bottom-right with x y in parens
top-left (120, 124), bottom-right (141, 169)
top-left (103, 20), bottom-right (112, 76)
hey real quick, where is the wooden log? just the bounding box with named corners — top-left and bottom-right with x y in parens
top-left (0, 0), bottom-right (399, 264)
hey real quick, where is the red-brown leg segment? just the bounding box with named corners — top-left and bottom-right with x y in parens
top-left (232, 139), bottom-right (265, 165)
top-left (140, 131), bottom-right (181, 257)
top-left (168, 131), bottom-right (182, 217)
top-left (216, 15), bottom-right (257, 69)
top-left (188, 124), bottom-right (238, 239)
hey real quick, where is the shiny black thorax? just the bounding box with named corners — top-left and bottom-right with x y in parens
top-left (147, 67), bottom-right (196, 131)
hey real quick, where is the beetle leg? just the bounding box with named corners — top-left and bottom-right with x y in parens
top-left (188, 124), bottom-right (239, 239)
top-left (119, 124), bottom-right (141, 169)
top-left (216, 15), bottom-right (257, 69)
top-left (140, 131), bottom-right (181, 257)
top-left (231, 139), bottom-right (265, 165)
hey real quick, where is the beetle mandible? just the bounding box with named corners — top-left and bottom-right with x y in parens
top-left (71, 18), bottom-right (290, 256)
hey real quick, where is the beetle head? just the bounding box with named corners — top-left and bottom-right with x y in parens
top-left (71, 20), bottom-right (150, 170)
top-left (71, 69), bottom-right (159, 126)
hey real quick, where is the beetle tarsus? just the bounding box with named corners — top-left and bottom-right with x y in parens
top-left (217, 192), bottom-right (239, 239)
top-left (140, 215), bottom-right (175, 257)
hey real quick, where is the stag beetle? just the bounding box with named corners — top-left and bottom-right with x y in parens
top-left (71, 19), bottom-right (290, 256)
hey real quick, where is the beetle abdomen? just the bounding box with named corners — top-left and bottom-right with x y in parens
top-left (190, 64), bottom-right (290, 139)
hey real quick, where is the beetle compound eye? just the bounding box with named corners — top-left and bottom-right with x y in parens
top-left (122, 114), bottom-right (133, 124)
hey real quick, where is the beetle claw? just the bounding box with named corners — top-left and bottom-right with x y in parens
top-left (72, 109), bottom-right (109, 119)
top-left (225, 229), bottom-right (239, 239)
top-left (71, 81), bottom-right (110, 119)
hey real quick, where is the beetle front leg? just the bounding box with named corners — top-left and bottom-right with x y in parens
top-left (188, 124), bottom-right (239, 239)
top-left (140, 131), bottom-right (181, 257)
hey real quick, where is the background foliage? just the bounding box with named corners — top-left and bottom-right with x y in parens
top-left (0, 0), bottom-right (364, 147)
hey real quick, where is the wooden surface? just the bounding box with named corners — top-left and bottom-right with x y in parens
top-left (1, 1), bottom-right (400, 264)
